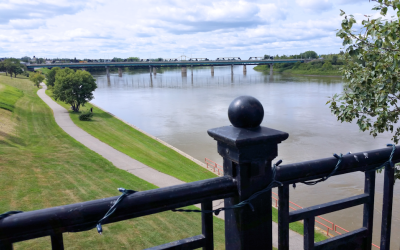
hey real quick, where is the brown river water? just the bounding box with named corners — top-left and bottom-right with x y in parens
top-left (91, 65), bottom-right (400, 249)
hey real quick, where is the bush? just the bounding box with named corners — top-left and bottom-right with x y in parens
top-left (79, 111), bottom-right (93, 121)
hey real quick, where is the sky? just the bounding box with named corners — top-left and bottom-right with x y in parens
top-left (0, 0), bottom-right (385, 59)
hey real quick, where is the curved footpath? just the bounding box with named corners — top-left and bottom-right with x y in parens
top-left (37, 83), bottom-right (303, 249)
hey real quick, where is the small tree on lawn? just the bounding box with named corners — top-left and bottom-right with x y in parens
top-left (52, 68), bottom-right (97, 112)
top-left (29, 72), bottom-right (45, 88)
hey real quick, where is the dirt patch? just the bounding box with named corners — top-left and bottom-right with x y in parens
top-left (0, 108), bottom-right (16, 141)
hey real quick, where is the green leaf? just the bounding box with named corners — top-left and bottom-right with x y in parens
top-left (381, 7), bottom-right (388, 16)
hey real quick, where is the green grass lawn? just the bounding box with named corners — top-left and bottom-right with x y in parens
top-left (0, 84), bottom-right (24, 112)
top-left (0, 75), bottom-right (226, 249)
top-left (46, 89), bottom-right (217, 183)
top-left (36, 67), bottom-right (51, 75)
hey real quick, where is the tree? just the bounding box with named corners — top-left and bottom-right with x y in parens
top-left (37, 58), bottom-right (45, 64)
top-left (0, 61), bottom-right (5, 75)
top-left (322, 61), bottom-right (333, 70)
top-left (328, 1), bottom-right (400, 143)
top-left (112, 57), bottom-right (123, 62)
top-left (3, 58), bottom-right (24, 78)
top-left (21, 56), bottom-right (31, 63)
top-left (331, 55), bottom-right (338, 65)
top-left (52, 68), bottom-right (97, 112)
top-left (46, 67), bottom-right (60, 87)
top-left (127, 57), bottom-right (140, 62)
top-left (300, 51), bottom-right (318, 59)
top-left (29, 72), bottom-right (45, 88)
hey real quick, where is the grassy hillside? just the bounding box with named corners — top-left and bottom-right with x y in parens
top-left (0, 75), bottom-right (226, 249)
top-left (46, 89), bottom-right (217, 183)
top-left (0, 84), bottom-right (24, 112)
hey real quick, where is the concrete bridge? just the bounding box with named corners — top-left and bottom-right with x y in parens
top-left (27, 59), bottom-right (311, 77)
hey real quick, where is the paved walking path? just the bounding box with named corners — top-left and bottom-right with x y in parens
top-left (37, 84), bottom-right (303, 249)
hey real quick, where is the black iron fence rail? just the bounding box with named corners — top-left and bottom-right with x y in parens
top-left (276, 145), bottom-right (400, 184)
top-left (0, 176), bottom-right (235, 245)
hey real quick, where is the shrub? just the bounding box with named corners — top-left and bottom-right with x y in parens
top-left (79, 111), bottom-right (93, 121)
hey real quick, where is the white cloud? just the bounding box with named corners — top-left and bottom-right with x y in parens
top-left (9, 19), bottom-right (45, 29)
top-left (296, 0), bottom-right (332, 12)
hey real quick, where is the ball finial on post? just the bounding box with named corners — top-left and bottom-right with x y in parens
top-left (228, 96), bottom-right (264, 128)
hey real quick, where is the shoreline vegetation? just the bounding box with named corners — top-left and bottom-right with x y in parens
top-left (253, 60), bottom-right (342, 77)
top-left (254, 51), bottom-right (343, 77)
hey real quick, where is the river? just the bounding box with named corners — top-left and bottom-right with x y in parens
top-left (90, 65), bottom-right (400, 249)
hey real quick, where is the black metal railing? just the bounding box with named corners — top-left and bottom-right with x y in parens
top-left (275, 146), bottom-right (398, 250)
top-left (0, 96), bottom-right (398, 250)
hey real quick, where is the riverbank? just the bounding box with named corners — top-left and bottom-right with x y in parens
top-left (0, 75), bottom-right (226, 249)
top-left (253, 62), bottom-right (341, 77)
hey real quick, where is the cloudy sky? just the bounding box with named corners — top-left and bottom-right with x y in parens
top-left (0, 0), bottom-right (381, 59)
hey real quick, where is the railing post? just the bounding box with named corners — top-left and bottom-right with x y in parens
top-left (380, 162), bottom-right (395, 250)
top-left (0, 241), bottom-right (13, 250)
top-left (304, 217), bottom-right (315, 250)
top-left (202, 201), bottom-right (214, 250)
top-left (278, 184), bottom-right (290, 250)
top-left (363, 170), bottom-right (375, 250)
top-left (208, 96), bottom-right (288, 250)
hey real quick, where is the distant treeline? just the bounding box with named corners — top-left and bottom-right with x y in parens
top-left (255, 51), bottom-right (343, 76)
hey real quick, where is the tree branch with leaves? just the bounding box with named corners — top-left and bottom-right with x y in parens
top-left (328, 0), bottom-right (400, 143)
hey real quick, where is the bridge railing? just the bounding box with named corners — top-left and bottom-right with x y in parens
top-left (0, 96), bottom-right (397, 250)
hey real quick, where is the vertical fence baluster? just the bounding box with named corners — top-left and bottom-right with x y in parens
top-left (51, 233), bottom-right (64, 250)
top-left (278, 184), bottom-right (290, 250)
top-left (363, 170), bottom-right (376, 250)
top-left (380, 162), bottom-right (395, 250)
top-left (0, 241), bottom-right (13, 250)
top-left (304, 217), bottom-right (315, 250)
top-left (201, 201), bottom-right (214, 250)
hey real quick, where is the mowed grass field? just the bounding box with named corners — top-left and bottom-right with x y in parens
top-left (0, 75), bottom-right (227, 249)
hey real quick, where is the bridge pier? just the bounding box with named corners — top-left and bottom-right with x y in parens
top-left (231, 65), bottom-right (234, 76)
top-left (118, 67), bottom-right (122, 77)
top-left (181, 66), bottom-right (187, 77)
top-left (82, 67), bottom-right (86, 71)
top-left (149, 66), bottom-right (153, 87)
top-left (153, 67), bottom-right (157, 75)
top-left (269, 64), bottom-right (273, 75)
top-left (105, 66), bottom-right (110, 77)
top-left (243, 65), bottom-right (247, 75)
top-left (211, 66), bottom-right (214, 76)
top-left (191, 65), bottom-right (193, 76)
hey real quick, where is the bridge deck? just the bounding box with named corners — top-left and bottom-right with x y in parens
top-left (27, 59), bottom-right (308, 69)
